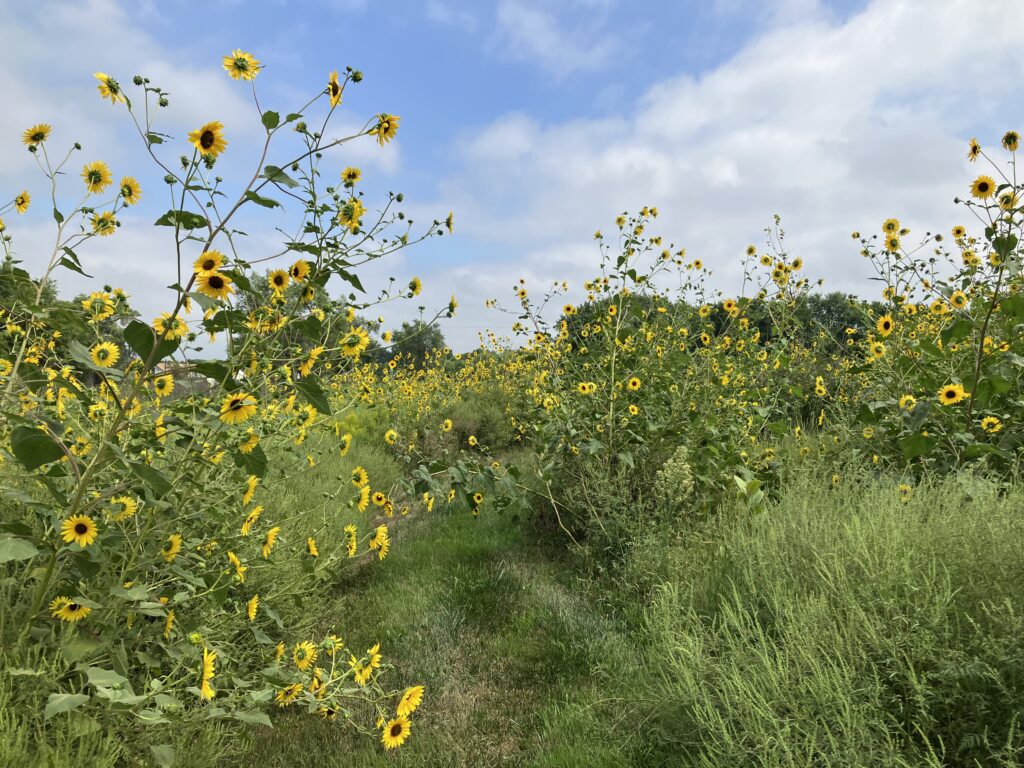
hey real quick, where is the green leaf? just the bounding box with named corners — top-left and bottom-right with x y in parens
top-left (44, 693), bottom-right (90, 720)
top-left (940, 317), bottom-right (974, 346)
top-left (129, 462), bottom-right (172, 497)
top-left (53, 207), bottom-right (64, 223)
top-left (0, 535), bottom-right (39, 564)
top-left (10, 425), bottom-right (64, 470)
top-left (58, 256), bottom-right (92, 277)
top-left (154, 210), bottom-right (208, 230)
top-left (261, 111), bottom-right (280, 130)
top-left (123, 320), bottom-right (180, 369)
top-left (262, 165), bottom-right (299, 189)
top-left (147, 133), bottom-right (165, 146)
top-left (233, 445), bottom-right (268, 478)
top-left (233, 710), bottom-right (273, 726)
top-left (337, 269), bottom-right (364, 293)
top-left (85, 667), bottom-right (129, 689)
top-left (150, 744), bottom-right (176, 768)
top-left (900, 433), bottom-right (934, 460)
top-left (295, 376), bottom-right (331, 415)
top-left (244, 190), bottom-right (281, 209)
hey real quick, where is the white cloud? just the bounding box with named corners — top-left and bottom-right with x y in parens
top-left (493, 0), bottom-right (620, 77)
top-left (425, 0), bottom-right (479, 32)
top-left (410, 0), bottom-right (1024, 349)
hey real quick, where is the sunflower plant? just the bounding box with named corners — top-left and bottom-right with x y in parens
top-left (0, 54), bottom-right (449, 755)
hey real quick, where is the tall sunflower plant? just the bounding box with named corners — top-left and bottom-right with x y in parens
top-left (0, 54), bottom-right (446, 752)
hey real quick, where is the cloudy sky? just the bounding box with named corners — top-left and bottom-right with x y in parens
top-left (3, 0), bottom-right (1023, 350)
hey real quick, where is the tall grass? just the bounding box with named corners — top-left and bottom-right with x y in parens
top-left (637, 472), bottom-right (1024, 767)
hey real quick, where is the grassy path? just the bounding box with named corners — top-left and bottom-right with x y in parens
top-left (236, 508), bottom-right (637, 767)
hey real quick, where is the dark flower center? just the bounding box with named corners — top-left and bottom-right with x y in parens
top-left (75, 523), bottom-right (88, 535)
top-left (209, 275), bottom-right (224, 289)
top-left (390, 723), bottom-right (403, 737)
top-left (200, 130), bottom-right (215, 149)
top-left (68, 603), bottom-right (80, 611)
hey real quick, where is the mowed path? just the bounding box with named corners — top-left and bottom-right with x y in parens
top-left (237, 508), bottom-right (636, 767)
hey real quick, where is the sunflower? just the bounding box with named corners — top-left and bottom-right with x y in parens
top-left (881, 217), bottom-right (900, 234)
top-left (372, 491), bottom-right (387, 507)
top-left (868, 341), bottom-right (886, 359)
top-left (228, 551), bottom-right (248, 582)
top-left (448, 295), bottom-right (458, 316)
top-left (199, 646), bottom-right (217, 701)
top-left (328, 70), bottom-right (343, 108)
top-left (240, 430), bottom-right (259, 454)
top-left (981, 416), bottom-right (1003, 433)
top-left (951, 225), bottom-right (966, 239)
top-left (875, 315), bottom-right (894, 337)
top-left (49, 596), bottom-right (91, 622)
top-left (384, 429), bottom-right (397, 445)
top-left (262, 526), bottom-right (281, 558)
top-left (970, 175), bottom-right (997, 200)
top-left (197, 271), bottom-right (234, 301)
top-left (351, 466), bottom-right (369, 488)
top-left (153, 313), bottom-right (189, 340)
top-left (627, 376), bottom-right (641, 391)
top-left (1002, 130), bottom-right (1020, 151)
top-left (371, 113), bottom-right (400, 146)
top-left (307, 537), bottom-right (319, 557)
top-left (82, 161), bottom-right (113, 194)
top-left (290, 640), bottom-right (318, 671)
top-left (109, 495), bottom-right (138, 521)
top-left (289, 259), bottom-right (311, 281)
top-left (397, 685), bottom-right (425, 718)
top-left (468, 435), bottom-right (478, 446)
top-left (152, 374), bottom-right (175, 398)
top-left (268, 269), bottom-right (290, 292)
top-left (937, 383), bottom-right (969, 406)
top-left (222, 49), bottom-right (261, 80)
top-left (61, 514), bottom-right (98, 547)
top-left (219, 392), bottom-right (257, 425)
top-left (967, 137), bottom-right (981, 162)
top-left (381, 715), bottom-right (411, 750)
top-left (90, 211), bottom-right (117, 236)
top-left (409, 276), bottom-right (422, 296)
top-left (357, 485), bottom-right (371, 512)
top-left (338, 198), bottom-right (366, 233)
top-left (188, 121), bottom-right (228, 158)
top-left (340, 327), bottom-right (370, 358)
top-left (194, 250), bottom-right (225, 274)
top-left (275, 683), bottom-right (303, 707)
top-left (14, 191), bottom-right (30, 214)
top-left (118, 176), bottom-right (142, 205)
top-left (241, 504), bottom-right (262, 536)
top-left (22, 123), bottom-right (51, 147)
top-left (898, 394), bottom-right (917, 411)
top-left (90, 341), bottom-right (120, 368)
top-left (949, 290), bottom-right (968, 309)
top-left (898, 484), bottom-right (913, 503)
top-left (163, 533), bottom-right (183, 563)
top-left (341, 166), bottom-right (361, 187)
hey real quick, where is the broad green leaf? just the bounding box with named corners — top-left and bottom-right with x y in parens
top-left (44, 693), bottom-right (90, 720)
top-left (154, 210), bottom-right (208, 230)
top-left (295, 376), bottom-right (331, 415)
top-left (244, 190), bottom-right (281, 209)
top-left (0, 535), bottom-right (39, 564)
top-left (261, 111), bottom-right (280, 130)
top-left (10, 425), bottom-right (64, 470)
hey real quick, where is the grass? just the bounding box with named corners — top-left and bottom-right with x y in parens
top-left (236, 503), bottom-right (637, 767)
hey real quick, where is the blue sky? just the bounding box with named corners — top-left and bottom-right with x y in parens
top-left (2, 0), bottom-right (1022, 349)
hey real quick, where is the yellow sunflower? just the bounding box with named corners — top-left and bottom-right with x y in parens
top-left (970, 175), bottom-right (997, 200)
top-left (328, 70), bottom-right (343, 108)
top-left (199, 646), bottom-right (217, 701)
top-left (194, 250), bottom-right (225, 274)
top-left (289, 259), bottom-right (310, 281)
top-left (196, 271), bottom-right (234, 301)
top-left (981, 416), bottom-right (1003, 433)
top-left (119, 176), bottom-right (142, 205)
top-left (82, 161), bottom-right (113, 194)
top-left (49, 596), bottom-right (91, 622)
top-left (188, 121), bottom-right (228, 158)
top-left (220, 392), bottom-right (258, 425)
top-left (627, 376), bottom-right (641, 391)
top-left (61, 514), bottom-right (98, 547)
top-left (1002, 130), bottom-right (1020, 152)
top-left (409, 276), bottom-right (422, 296)
top-left (90, 341), bottom-right (120, 368)
top-left (881, 217), bottom-right (900, 234)
top-left (91, 211), bottom-right (117, 236)
top-left (94, 72), bottom-right (125, 103)
top-left (222, 49), bottom-right (261, 80)
top-left (381, 715), bottom-right (411, 750)
top-left (949, 290), bottom-right (968, 309)
top-left (247, 594), bottom-right (259, 621)
top-left (338, 198), bottom-right (366, 233)
top-left (163, 533), bottom-right (183, 563)
top-left (937, 383), bottom-right (969, 406)
top-left (967, 137), bottom-right (981, 162)
top-left (268, 269), bottom-right (290, 292)
top-left (154, 312), bottom-right (189, 340)
top-left (875, 315), bottom-right (894, 337)
top-left (371, 113), bottom-right (400, 146)
top-left (293, 640), bottom-right (317, 671)
top-left (15, 191), bottom-right (31, 213)
top-left (22, 123), bottom-right (51, 147)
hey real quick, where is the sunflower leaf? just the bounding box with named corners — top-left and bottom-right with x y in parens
top-left (44, 693), bottom-right (90, 720)
top-left (154, 210), bottom-right (208, 230)
top-left (10, 425), bottom-right (65, 470)
top-left (262, 165), bottom-right (299, 189)
top-left (244, 190), bottom-right (281, 209)
top-left (295, 376), bottom-right (331, 415)
top-left (0, 535), bottom-right (39, 564)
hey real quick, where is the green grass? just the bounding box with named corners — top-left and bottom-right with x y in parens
top-left (235, 506), bottom-right (636, 767)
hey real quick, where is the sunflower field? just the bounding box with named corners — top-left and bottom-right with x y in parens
top-left (2, 52), bottom-right (1023, 768)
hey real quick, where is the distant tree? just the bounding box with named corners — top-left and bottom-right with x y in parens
top-left (388, 319), bottom-right (446, 367)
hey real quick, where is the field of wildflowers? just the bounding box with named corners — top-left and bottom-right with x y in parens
top-left (1, 52), bottom-right (1022, 767)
